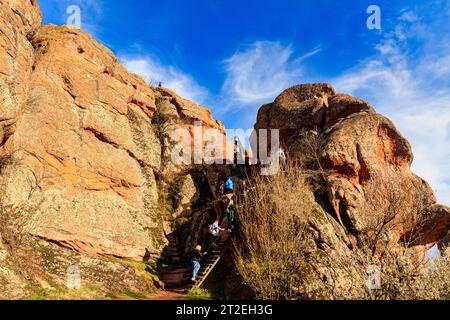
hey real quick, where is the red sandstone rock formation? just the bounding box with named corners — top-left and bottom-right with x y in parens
top-left (0, 0), bottom-right (229, 288)
top-left (255, 83), bottom-right (450, 254)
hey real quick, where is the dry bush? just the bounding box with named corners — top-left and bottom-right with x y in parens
top-left (0, 204), bottom-right (32, 253)
top-left (423, 249), bottom-right (450, 299)
top-left (0, 154), bottom-right (47, 255)
top-left (358, 167), bottom-right (431, 256)
top-left (233, 161), bottom-right (331, 299)
top-left (0, 154), bottom-right (14, 170)
top-left (335, 168), bottom-right (449, 300)
top-left (233, 161), bottom-right (450, 300)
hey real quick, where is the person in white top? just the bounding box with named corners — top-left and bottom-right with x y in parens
top-left (274, 148), bottom-right (286, 161)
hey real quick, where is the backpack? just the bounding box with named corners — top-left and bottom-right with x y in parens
top-left (225, 178), bottom-right (234, 191)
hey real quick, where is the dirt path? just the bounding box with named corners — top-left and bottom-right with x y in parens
top-left (146, 288), bottom-right (189, 300)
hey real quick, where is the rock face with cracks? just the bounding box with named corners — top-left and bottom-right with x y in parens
top-left (1, 0), bottom-right (448, 299)
top-left (0, 0), bottom-right (229, 297)
top-left (255, 83), bottom-right (450, 257)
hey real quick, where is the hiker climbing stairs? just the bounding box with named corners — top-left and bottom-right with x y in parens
top-left (161, 166), bottom-right (238, 293)
top-left (192, 237), bottom-right (229, 289)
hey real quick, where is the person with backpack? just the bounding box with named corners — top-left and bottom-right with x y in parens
top-left (226, 201), bottom-right (237, 232)
top-left (191, 245), bottom-right (207, 281)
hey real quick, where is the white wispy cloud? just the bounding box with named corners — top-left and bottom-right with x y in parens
top-left (220, 41), bottom-right (321, 111)
top-left (115, 5), bottom-right (450, 209)
top-left (119, 55), bottom-right (210, 104)
top-left (333, 4), bottom-right (450, 206)
top-left (79, 0), bottom-right (103, 35)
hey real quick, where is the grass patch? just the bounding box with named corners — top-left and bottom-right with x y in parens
top-left (23, 281), bottom-right (73, 300)
top-left (22, 281), bottom-right (121, 300)
top-left (186, 288), bottom-right (213, 300)
top-left (105, 291), bottom-right (118, 299)
top-left (110, 257), bottom-right (162, 289)
top-left (123, 290), bottom-right (147, 300)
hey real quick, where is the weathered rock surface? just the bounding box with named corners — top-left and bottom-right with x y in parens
top-left (2, 0), bottom-right (448, 299)
top-left (0, 0), bottom-right (229, 296)
top-left (255, 83), bottom-right (450, 252)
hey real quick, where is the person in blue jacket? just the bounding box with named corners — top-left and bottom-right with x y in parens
top-left (191, 245), bottom-right (207, 281)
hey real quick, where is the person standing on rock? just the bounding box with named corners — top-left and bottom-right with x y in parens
top-left (233, 137), bottom-right (240, 165)
top-left (275, 147), bottom-right (286, 162)
top-left (244, 150), bottom-right (251, 167)
top-left (191, 245), bottom-right (207, 282)
top-left (226, 197), bottom-right (238, 233)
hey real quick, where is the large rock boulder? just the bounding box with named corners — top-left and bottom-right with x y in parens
top-left (255, 83), bottom-right (450, 253)
top-left (0, 0), bottom-right (229, 296)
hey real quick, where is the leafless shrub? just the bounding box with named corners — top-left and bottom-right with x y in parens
top-left (0, 156), bottom-right (48, 256)
top-left (233, 160), bottom-right (330, 299)
top-left (0, 152), bottom-right (15, 172)
top-left (234, 161), bottom-right (450, 300)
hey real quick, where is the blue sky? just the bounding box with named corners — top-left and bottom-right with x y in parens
top-left (39, 0), bottom-right (450, 209)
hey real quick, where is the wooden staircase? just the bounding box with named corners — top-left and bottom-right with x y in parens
top-left (188, 165), bottom-right (235, 290)
top-left (191, 236), bottom-right (230, 289)
top-left (160, 165), bottom-right (234, 292)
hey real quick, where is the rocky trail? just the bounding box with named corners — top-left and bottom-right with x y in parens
top-left (154, 167), bottom-right (237, 299)
top-left (147, 288), bottom-right (188, 301)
